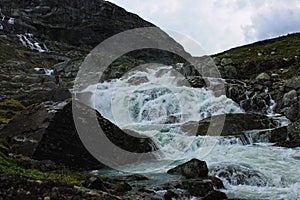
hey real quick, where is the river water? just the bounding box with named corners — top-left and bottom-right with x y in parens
top-left (82, 64), bottom-right (299, 199)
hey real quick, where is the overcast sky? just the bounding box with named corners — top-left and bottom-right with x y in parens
top-left (110, 0), bottom-right (300, 56)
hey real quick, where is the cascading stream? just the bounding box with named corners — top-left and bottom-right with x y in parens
top-left (81, 64), bottom-right (299, 200)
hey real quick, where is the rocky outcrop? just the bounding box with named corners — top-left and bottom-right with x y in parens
top-left (0, 100), bottom-right (157, 170)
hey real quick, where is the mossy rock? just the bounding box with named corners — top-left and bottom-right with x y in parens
top-left (0, 99), bottom-right (25, 111)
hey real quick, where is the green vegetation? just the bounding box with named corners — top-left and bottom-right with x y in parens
top-left (0, 99), bottom-right (25, 124)
top-left (213, 33), bottom-right (300, 79)
top-left (0, 150), bottom-right (104, 186)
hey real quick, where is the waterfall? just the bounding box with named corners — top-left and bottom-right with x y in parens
top-left (17, 33), bottom-right (49, 53)
top-left (91, 64), bottom-right (243, 127)
top-left (82, 64), bottom-right (299, 200)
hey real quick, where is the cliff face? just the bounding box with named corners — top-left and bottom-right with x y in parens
top-left (0, 0), bottom-right (154, 47)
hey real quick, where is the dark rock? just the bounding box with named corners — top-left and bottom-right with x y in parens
top-left (210, 163), bottom-right (268, 186)
top-left (221, 58), bottom-right (233, 66)
top-left (283, 90), bottom-right (297, 107)
top-left (253, 83), bottom-right (264, 91)
top-left (202, 190), bottom-right (228, 200)
top-left (224, 65), bottom-right (237, 79)
top-left (164, 190), bottom-right (179, 200)
top-left (284, 76), bottom-right (300, 90)
top-left (283, 103), bottom-right (300, 122)
top-left (274, 140), bottom-right (300, 148)
top-left (254, 126), bottom-right (288, 143)
top-left (269, 126), bottom-right (288, 143)
top-left (225, 82), bottom-right (247, 104)
top-left (181, 179), bottom-right (214, 197)
top-left (0, 101), bottom-right (157, 170)
top-left (112, 174), bottom-right (149, 182)
top-left (113, 182), bottom-right (132, 193)
top-left (181, 113), bottom-right (276, 137)
top-left (287, 121), bottom-right (300, 141)
top-left (82, 177), bottom-right (107, 191)
top-left (208, 176), bottom-right (225, 189)
top-left (167, 158), bottom-right (208, 178)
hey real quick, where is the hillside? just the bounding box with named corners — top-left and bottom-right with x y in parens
top-left (213, 33), bottom-right (300, 79)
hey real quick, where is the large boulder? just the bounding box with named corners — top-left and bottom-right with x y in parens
top-left (181, 113), bottom-right (277, 136)
top-left (0, 101), bottom-right (157, 170)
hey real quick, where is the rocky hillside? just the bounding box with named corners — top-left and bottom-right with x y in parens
top-left (0, 0), bottom-right (189, 124)
top-left (212, 33), bottom-right (300, 148)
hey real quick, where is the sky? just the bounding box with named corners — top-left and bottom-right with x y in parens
top-left (109, 0), bottom-right (300, 56)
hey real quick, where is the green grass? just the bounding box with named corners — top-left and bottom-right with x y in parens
top-left (0, 151), bottom-right (104, 186)
top-left (0, 99), bottom-right (25, 124)
top-left (213, 33), bottom-right (300, 79)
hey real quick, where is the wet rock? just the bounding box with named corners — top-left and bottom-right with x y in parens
top-left (181, 113), bottom-right (276, 136)
top-left (287, 121), bottom-right (300, 141)
top-left (248, 126), bottom-right (288, 144)
top-left (202, 190), bottom-right (227, 200)
top-left (208, 176), bottom-right (225, 189)
top-left (112, 174), bottom-right (149, 182)
top-left (269, 126), bottom-right (288, 143)
top-left (167, 158), bottom-right (208, 178)
top-left (210, 163), bottom-right (268, 186)
top-left (241, 93), bottom-right (271, 114)
top-left (274, 140), bottom-right (300, 148)
top-left (182, 179), bottom-right (214, 197)
top-left (283, 90), bottom-right (297, 107)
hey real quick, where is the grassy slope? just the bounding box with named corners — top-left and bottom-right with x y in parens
top-left (213, 33), bottom-right (300, 79)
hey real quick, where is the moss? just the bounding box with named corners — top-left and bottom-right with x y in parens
top-left (0, 151), bottom-right (104, 186)
top-left (0, 99), bottom-right (25, 111)
top-left (0, 99), bottom-right (25, 124)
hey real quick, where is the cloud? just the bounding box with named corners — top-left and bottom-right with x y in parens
top-left (244, 6), bottom-right (300, 42)
top-left (110, 0), bottom-right (300, 55)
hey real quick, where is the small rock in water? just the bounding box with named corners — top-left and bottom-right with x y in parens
top-left (167, 158), bottom-right (208, 178)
